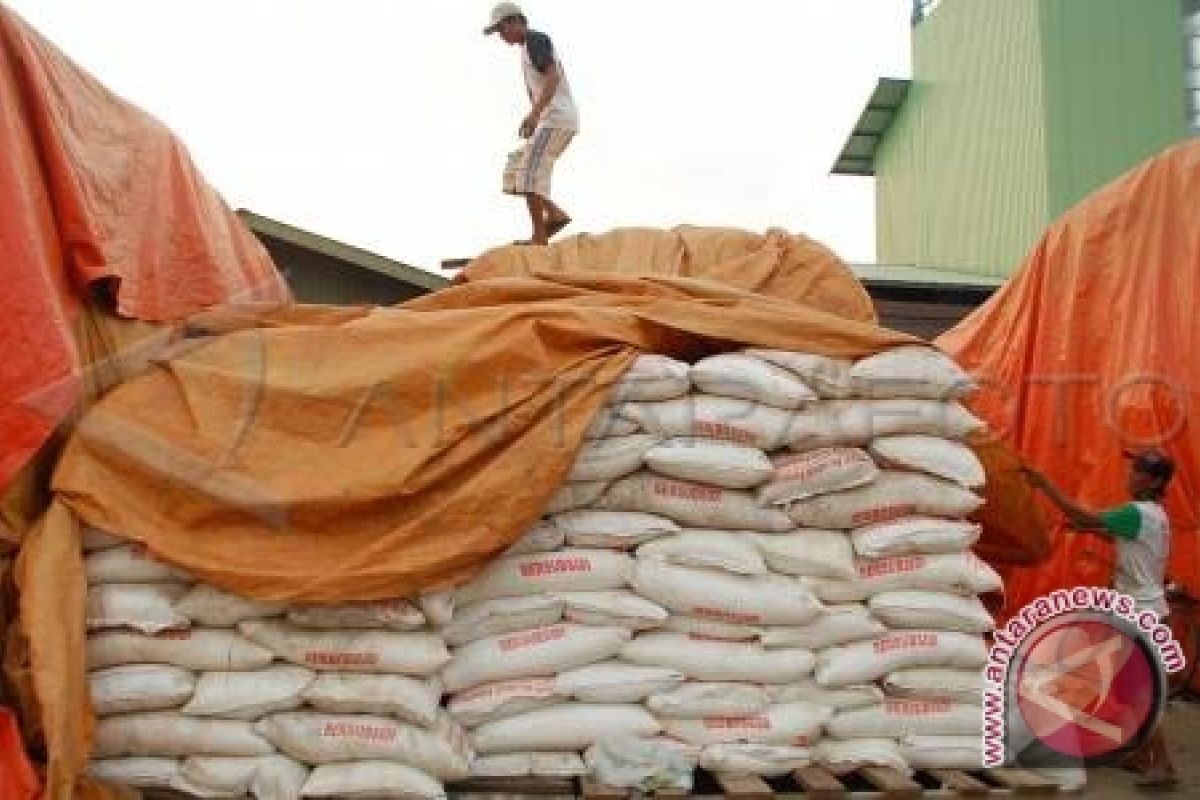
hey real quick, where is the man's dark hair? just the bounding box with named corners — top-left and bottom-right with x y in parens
top-left (1130, 449), bottom-right (1175, 499)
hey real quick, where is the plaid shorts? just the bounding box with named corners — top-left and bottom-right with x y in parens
top-left (503, 127), bottom-right (575, 197)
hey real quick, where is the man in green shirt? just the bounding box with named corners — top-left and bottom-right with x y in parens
top-left (1024, 449), bottom-right (1176, 788)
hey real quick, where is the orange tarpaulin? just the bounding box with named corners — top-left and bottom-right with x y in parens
top-left (19, 271), bottom-right (915, 798)
top-left (462, 226), bottom-right (879, 323)
top-left (0, 5), bottom-right (289, 494)
top-left (938, 140), bottom-right (1200, 615)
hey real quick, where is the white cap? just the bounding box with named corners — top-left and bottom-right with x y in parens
top-left (483, 2), bottom-right (524, 35)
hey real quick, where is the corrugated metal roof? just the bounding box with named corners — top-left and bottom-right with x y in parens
top-left (238, 210), bottom-right (449, 292)
top-left (831, 78), bottom-right (912, 176)
top-left (851, 262), bottom-right (1003, 289)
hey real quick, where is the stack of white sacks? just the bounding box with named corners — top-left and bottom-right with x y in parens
top-left (441, 346), bottom-right (999, 780)
top-left (82, 343), bottom-right (998, 796)
top-left (83, 530), bottom-right (467, 800)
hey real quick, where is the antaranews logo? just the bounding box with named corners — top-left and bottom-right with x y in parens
top-left (982, 588), bottom-right (1185, 768)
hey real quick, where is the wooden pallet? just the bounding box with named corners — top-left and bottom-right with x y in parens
top-left (447, 766), bottom-right (1067, 800)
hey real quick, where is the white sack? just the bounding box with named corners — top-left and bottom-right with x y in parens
top-left (597, 472), bottom-right (793, 531)
top-left (85, 544), bottom-right (190, 584)
top-left (744, 350), bottom-right (853, 399)
top-left (568, 433), bottom-right (662, 482)
top-left (467, 752), bottom-right (588, 778)
top-left (816, 630), bottom-right (988, 686)
top-left (182, 666), bottom-right (316, 720)
top-left (87, 582), bottom-right (190, 634)
top-left (177, 755), bottom-right (308, 800)
top-left (622, 633), bottom-right (814, 684)
top-left (609, 355), bottom-right (691, 402)
top-left (253, 755), bottom-right (311, 800)
top-left (505, 522), bottom-right (566, 556)
top-left (757, 448), bottom-right (878, 506)
top-left (87, 629), bottom-right (275, 671)
top-left (849, 346), bottom-right (976, 400)
top-left (621, 395), bottom-right (796, 451)
top-left (446, 678), bottom-right (562, 728)
top-left (529, 752), bottom-right (590, 778)
top-left (286, 600), bottom-right (425, 631)
top-left (900, 735), bottom-right (983, 770)
top-left (453, 549), bottom-right (633, 605)
top-left (883, 668), bottom-right (984, 704)
top-left (175, 585), bottom-right (286, 628)
top-left (632, 559), bottom-right (823, 626)
top-left (690, 353), bottom-right (818, 410)
top-left (827, 700), bottom-right (982, 738)
top-left (851, 517), bottom-right (981, 558)
top-left (788, 471), bottom-right (983, 529)
top-left (470, 703), bottom-right (660, 754)
top-left (239, 619), bottom-right (448, 676)
top-left (759, 604), bottom-right (885, 650)
top-left (545, 481), bottom-right (610, 514)
top-left (89, 664), bottom-right (196, 716)
top-left (443, 595), bottom-right (565, 647)
top-left (555, 661), bottom-right (684, 703)
top-left (766, 681), bottom-right (883, 711)
top-left (557, 590), bottom-right (668, 630)
top-left (752, 530), bottom-right (856, 580)
top-left (637, 529), bottom-right (768, 576)
top-left (869, 435), bottom-right (985, 488)
top-left (441, 623), bottom-right (630, 692)
top-left (87, 758), bottom-right (180, 790)
top-left (647, 682), bottom-right (771, 717)
top-left (303, 674), bottom-right (442, 728)
top-left (868, 591), bottom-right (995, 633)
top-left (644, 437), bottom-right (774, 489)
top-left (551, 510), bottom-right (679, 549)
top-left (301, 761), bottom-right (446, 800)
top-left (417, 592), bottom-right (455, 628)
top-left (806, 553), bottom-right (1003, 604)
top-left (255, 713), bottom-right (471, 780)
top-left (469, 753), bottom-right (532, 778)
top-left (584, 739), bottom-right (694, 791)
top-left (788, 400), bottom-right (985, 450)
top-left (662, 615), bottom-right (760, 641)
top-left (699, 744), bottom-right (812, 777)
top-left (585, 406), bottom-right (640, 438)
top-left (94, 713), bottom-right (274, 758)
top-left (815, 739), bottom-right (910, 775)
top-left (662, 702), bottom-right (831, 746)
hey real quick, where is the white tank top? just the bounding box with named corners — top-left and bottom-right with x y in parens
top-left (521, 31), bottom-right (579, 132)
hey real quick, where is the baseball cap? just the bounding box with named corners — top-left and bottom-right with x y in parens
top-left (1124, 448), bottom-right (1176, 482)
top-left (484, 2), bottom-right (524, 35)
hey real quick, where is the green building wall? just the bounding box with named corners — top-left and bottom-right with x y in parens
top-left (1041, 0), bottom-right (1189, 217)
top-left (876, 0), bottom-right (1189, 278)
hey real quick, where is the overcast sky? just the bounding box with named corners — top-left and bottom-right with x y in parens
top-left (8, 1), bottom-right (912, 271)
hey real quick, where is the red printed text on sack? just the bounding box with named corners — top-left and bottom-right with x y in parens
top-left (652, 479), bottom-right (722, 503)
top-left (858, 555), bottom-right (926, 580)
top-left (321, 721), bottom-right (398, 743)
top-left (872, 632), bottom-right (938, 654)
top-left (520, 557), bottom-right (593, 578)
top-left (499, 625), bottom-right (568, 652)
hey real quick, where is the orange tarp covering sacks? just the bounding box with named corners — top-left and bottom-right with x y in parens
top-left (938, 140), bottom-right (1200, 617)
top-left (0, 5), bottom-right (289, 496)
top-left (463, 226), bottom-right (879, 323)
top-left (23, 271), bottom-right (916, 798)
